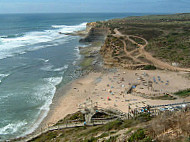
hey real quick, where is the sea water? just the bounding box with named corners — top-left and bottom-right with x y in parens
top-left (0, 13), bottom-right (147, 140)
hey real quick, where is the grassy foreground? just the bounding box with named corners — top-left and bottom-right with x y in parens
top-left (27, 111), bottom-right (190, 142)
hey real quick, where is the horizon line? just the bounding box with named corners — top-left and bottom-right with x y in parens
top-left (0, 12), bottom-right (176, 15)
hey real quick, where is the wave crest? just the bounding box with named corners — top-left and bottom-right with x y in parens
top-left (0, 121), bottom-right (27, 135)
top-left (0, 22), bottom-right (87, 60)
top-left (0, 73), bottom-right (10, 83)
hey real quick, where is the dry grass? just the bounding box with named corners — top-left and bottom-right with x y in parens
top-left (147, 111), bottom-right (190, 142)
top-left (97, 13), bottom-right (190, 68)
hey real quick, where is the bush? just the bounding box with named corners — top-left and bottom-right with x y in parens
top-left (135, 113), bottom-right (152, 122)
top-left (142, 136), bottom-right (153, 142)
top-left (84, 137), bottom-right (97, 142)
top-left (55, 111), bottom-right (84, 125)
top-left (98, 132), bottom-right (109, 138)
top-left (128, 128), bottom-right (152, 142)
top-left (143, 65), bottom-right (156, 70)
top-left (174, 89), bottom-right (190, 97)
top-left (105, 136), bottom-right (118, 142)
top-left (103, 120), bottom-right (123, 131)
top-left (121, 119), bottom-right (140, 129)
top-left (128, 128), bottom-right (146, 142)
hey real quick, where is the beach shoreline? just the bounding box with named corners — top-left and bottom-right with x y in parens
top-left (39, 72), bottom-right (100, 129)
top-left (39, 77), bottom-right (75, 130)
top-left (35, 24), bottom-right (190, 134)
top-left (25, 20), bottom-right (190, 139)
top-left (35, 26), bottom-right (100, 133)
top-left (10, 13), bottom-right (190, 142)
top-left (38, 69), bottom-right (190, 131)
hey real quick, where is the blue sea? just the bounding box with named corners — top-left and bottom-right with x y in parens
top-left (0, 13), bottom-right (148, 140)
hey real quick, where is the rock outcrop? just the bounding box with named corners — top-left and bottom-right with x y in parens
top-left (80, 22), bottom-right (109, 43)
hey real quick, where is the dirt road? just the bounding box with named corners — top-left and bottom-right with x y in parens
top-left (113, 29), bottom-right (190, 72)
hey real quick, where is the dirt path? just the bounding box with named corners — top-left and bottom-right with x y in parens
top-left (112, 32), bottom-right (147, 64)
top-left (113, 29), bottom-right (190, 72)
top-left (121, 39), bottom-right (145, 64)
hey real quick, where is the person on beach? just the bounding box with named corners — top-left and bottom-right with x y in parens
top-left (84, 121), bottom-right (86, 126)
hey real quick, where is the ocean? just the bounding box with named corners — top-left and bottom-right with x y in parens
top-left (0, 13), bottom-right (148, 141)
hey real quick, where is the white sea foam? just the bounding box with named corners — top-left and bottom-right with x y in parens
top-left (53, 65), bottom-right (68, 72)
top-left (0, 74), bottom-right (9, 78)
top-left (44, 59), bottom-right (49, 63)
top-left (0, 22), bottom-right (87, 60)
top-left (20, 76), bottom-right (63, 137)
top-left (0, 121), bottom-right (27, 135)
top-left (0, 75), bottom-right (63, 137)
top-left (38, 58), bottom-right (49, 63)
top-left (72, 43), bottom-right (90, 65)
top-left (40, 64), bottom-right (54, 72)
top-left (44, 76), bottom-right (63, 86)
top-left (73, 46), bottom-right (82, 65)
top-left (0, 73), bottom-right (10, 83)
top-left (52, 22), bottom-right (87, 33)
top-left (41, 64), bottom-right (68, 72)
top-left (19, 51), bottom-right (26, 55)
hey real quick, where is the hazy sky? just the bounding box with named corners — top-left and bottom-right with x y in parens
top-left (0, 0), bottom-right (189, 14)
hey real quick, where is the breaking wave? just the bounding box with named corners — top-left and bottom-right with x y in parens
top-left (0, 22), bottom-right (87, 60)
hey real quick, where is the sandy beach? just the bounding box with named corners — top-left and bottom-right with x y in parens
top-left (35, 21), bottom-right (190, 132)
top-left (40, 69), bottom-right (190, 129)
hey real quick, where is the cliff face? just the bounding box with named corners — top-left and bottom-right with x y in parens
top-left (80, 22), bottom-right (146, 69)
top-left (80, 22), bottom-right (109, 43)
top-left (86, 22), bottom-right (97, 33)
top-left (100, 36), bottom-right (121, 67)
top-left (100, 35), bottom-right (148, 69)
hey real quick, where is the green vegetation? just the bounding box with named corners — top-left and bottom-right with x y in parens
top-left (105, 35), bottom-right (124, 51)
top-left (79, 40), bottom-right (104, 71)
top-left (125, 128), bottom-right (133, 135)
top-left (128, 128), bottom-right (152, 142)
top-left (134, 113), bottom-right (152, 122)
top-left (147, 111), bottom-right (190, 142)
top-left (151, 94), bottom-right (177, 100)
top-left (55, 111), bottom-right (84, 125)
top-left (184, 136), bottom-right (190, 142)
top-left (125, 40), bottom-right (138, 51)
top-left (26, 110), bottom-right (190, 142)
top-left (130, 36), bottom-right (146, 45)
top-left (29, 114), bottom-right (153, 142)
top-left (30, 121), bottom-right (119, 142)
top-left (174, 88), bottom-right (190, 97)
top-left (143, 65), bottom-right (156, 70)
top-left (80, 57), bottom-right (93, 69)
top-left (98, 132), bottom-right (109, 138)
top-left (146, 31), bottom-right (190, 68)
top-left (22, 13), bottom-right (190, 142)
top-left (83, 134), bottom-right (119, 142)
top-left (102, 120), bottom-right (122, 131)
top-left (97, 13), bottom-right (190, 68)
top-left (83, 137), bottom-right (97, 142)
top-left (105, 135), bottom-right (119, 142)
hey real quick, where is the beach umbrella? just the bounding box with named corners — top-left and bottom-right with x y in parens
top-left (107, 96), bottom-right (110, 101)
